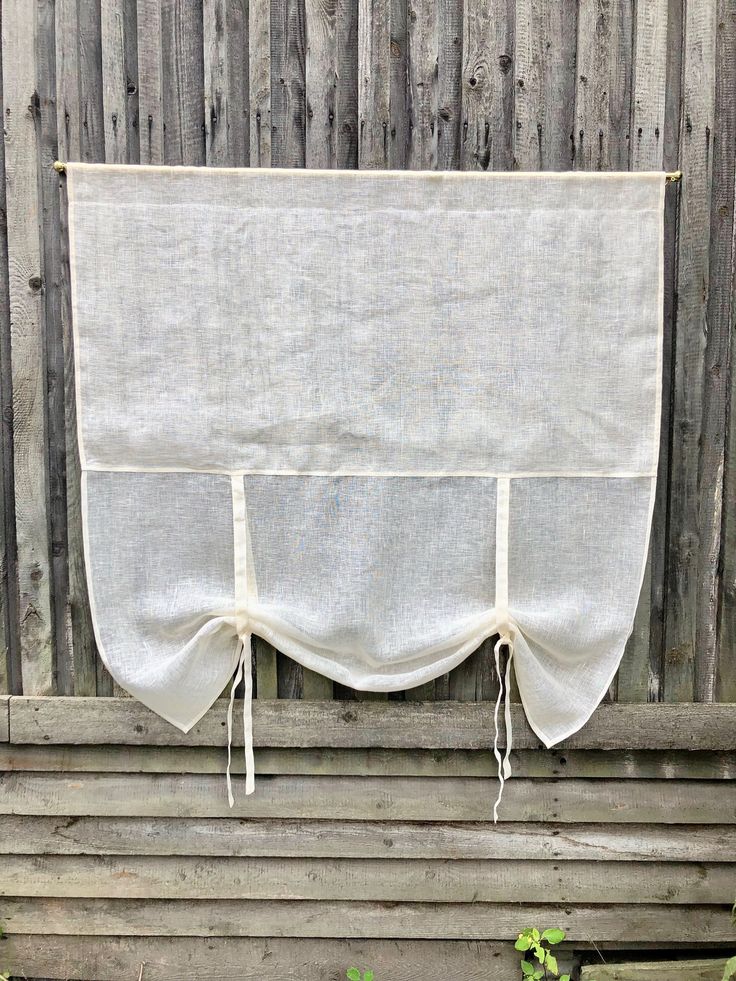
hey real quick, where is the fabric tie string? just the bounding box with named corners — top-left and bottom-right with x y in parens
top-left (226, 634), bottom-right (255, 807)
top-left (492, 634), bottom-right (514, 823)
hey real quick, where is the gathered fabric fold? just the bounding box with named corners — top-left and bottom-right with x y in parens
top-left (226, 634), bottom-right (255, 806)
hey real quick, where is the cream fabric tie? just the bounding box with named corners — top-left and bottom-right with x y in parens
top-left (226, 635), bottom-right (255, 807)
top-left (492, 634), bottom-right (514, 823)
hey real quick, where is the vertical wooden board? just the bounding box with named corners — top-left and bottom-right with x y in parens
top-left (664, 0), bottom-right (717, 702)
top-left (38, 0), bottom-right (72, 695)
top-left (406, 0), bottom-right (438, 170)
top-left (573, 0), bottom-right (634, 171)
top-left (204, 0), bottom-right (249, 167)
top-left (161, 0), bottom-right (205, 166)
top-left (250, 0), bottom-right (273, 166)
top-left (448, 638), bottom-right (497, 701)
top-left (79, 0), bottom-right (106, 164)
top-left (701, 0), bottom-right (735, 701)
top-left (136, 0), bottom-right (165, 165)
top-left (600, 0), bottom-right (669, 702)
top-left (460, 0), bottom-right (514, 171)
top-left (358, 0), bottom-right (390, 168)
top-left (0, 6), bottom-right (16, 696)
top-left (435, 0), bottom-right (463, 170)
top-left (2, 0), bottom-right (55, 695)
top-left (305, 0), bottom-right (357, 170)
top-left (305, 0), bottom-right (339, 168)
top-left (101, 0), bottom-right (140, 164)
top-left (254, 637), bottom-right (278, 699)
top-left (56, 0), bottom-right (99, 697)
top-left (513, 0), bottom-right (577, 171)
top-left (271, 0), bottom-right (307, 167)
top-left (388, 0), bottom-right (408, 167)
top-left (630, 0), bottom-right (668, 171)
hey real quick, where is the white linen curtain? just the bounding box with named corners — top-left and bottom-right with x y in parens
top-left (67, 164), bottom-right (665, 813)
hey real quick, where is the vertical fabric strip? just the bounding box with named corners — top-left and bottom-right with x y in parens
top-left (495, 477), bottom-right (511, 637)
top-left (231, 475), bottom-right (249, 629)
top-left (229, 476), bottom-right (255, 801)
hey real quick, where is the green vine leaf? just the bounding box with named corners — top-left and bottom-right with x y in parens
top-left (521, 960), bottom-right (536, 976)
top-left (346, 969), bottom-right (361, 981)
top-left (542, 928), bottom-right (566, 945)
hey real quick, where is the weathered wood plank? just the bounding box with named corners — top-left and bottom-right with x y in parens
top-left (0, 6), bottom-right (16, 698)
top-left (5, 815), bottom-right (733, 862)
top-left (617, 0), bottom-right (676, 702)
top-left (2, 772), bottom-right (734, 822)
top-left (136, 0), bottom-right (165, 165)
top-left (573, 0), bottom-right (633, 171)
top-left (2, 903), bottom-right (734, 944)
top-left (254, 637), bottom-right (278, 699)
top-left (305, 0), bottom-right (358, 170)
top-left (161, 0), bottom-right (205, 166)
top-left (2, 855), bottom-right (732, 903)
top-left (699, 0), bottom-right (736, 700)
top-left (10, 697), bottom-right (736, 748)
top-left (1, 0), bottom-right (55, 694)
top-left (406, 0), bottom-right (438, 170)
top-left (435, 0), bottom-right (463, 170)
top-left (513, 0), bottom-right (577, 170)
top-left (0, 935), bottom-right (519, 981)
top-left (5, 743), bottom-right (735, 779)
top-left (204, 0), bottom-right (249, 167)
top-left (271, 0), bottom-right (307, 168)
top-left (249, 0), bottom-right (272, 166)
top-left (663, 0), bottom-right (717, 701)
top-left (460, 0), bottom-right (513, 171)
top-left (38, 0), bottom-right (71, 700)
top-left (357, 0), bottom-right (390, 167)
top-left (55, 0), bottom-right (98, 697)
top-left (101, 0), bottom-right (139, 164)
top-left (581, 958), bottom-right (731, 981)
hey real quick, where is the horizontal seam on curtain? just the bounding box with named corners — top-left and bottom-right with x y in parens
top-left (81, 466), bottom-right (658, 479)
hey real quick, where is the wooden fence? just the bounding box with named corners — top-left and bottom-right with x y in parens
top-left (0, 0), bottom-right (735, 703)
top-left (1, 0), bottom-right (735, 979)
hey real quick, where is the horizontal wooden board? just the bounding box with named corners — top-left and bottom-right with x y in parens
top-left (0, 934), bottom-right (519, 981)
top-left (2, 855), bottom-right (733, 904)
top-left (10, 697), bottom-right (736, 749)
top-left (2, 900), bottom-right (735, 942)
top-left (581, 958), bottom-right (732, 980)
top-left (4, 816), bottom-right (733, 861)
top-left (4, 743), bottom-right (736, 778)
top-left (2, 772), bottom-right (735, 822)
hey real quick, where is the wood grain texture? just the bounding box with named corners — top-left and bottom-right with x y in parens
top-left (357, 0), bottom-right (390, 167)
top-left (2, 771), bottom-right (734, 822)
top-left (161, 0), bottom-right (205, 166)
top-left (5, 814), bottom-right (733, 861)
top-left (271, 0), bottom-right (307, 168)
top-left (513, 0), bottom-right (577, 170)
top-left (1, 0), bottom-right (55, 695)
top-left (5, 743), bottom-right (735, 778)
top-left (0, 14), bottom-right (17, 697)
top-left (101, 0), bottom-right (139, 164)
top-left (581, 958), bottom-right (732, 981)
top-left (573, 0), bottom-right (633, 171)
top-left (3, 854), bottom-right (733, 903)
top-left (663, 0), bottom-right (717, 702)
top-left (0, 935), bottom-right (519, 981)
top-left (2, 902), bottom-right (734, 943)
top-left (55, 0), bottom-right (98, 697)
top-left (204, 0), bottom-right (249, 167)
top-left (460, 0), bottom-right (513, 171)
top-left (698, 0), bottom-right (736, 700)
top-left (136, 0), bottom-right (165, 165)
top-left (249, 0), bottom-right (272, 165)
top-left (10, 697), bottom-right (736, 748)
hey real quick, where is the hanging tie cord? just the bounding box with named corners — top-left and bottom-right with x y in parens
top-left (492, 634), bottom-right (514, 823)
top-left (226, 634), bottom-right (255, 807)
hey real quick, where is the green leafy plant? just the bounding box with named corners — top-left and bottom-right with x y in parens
top-left (722, 954), bottom-right (736, 981)
top-left (346, 969), bottom-right (374, 981)
top-left (515, 927), bottom-right (584, 981)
